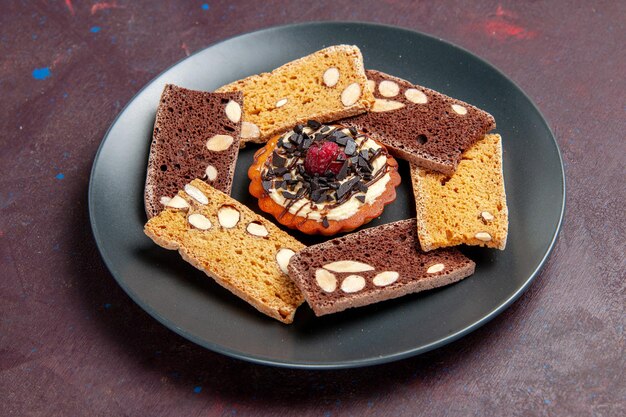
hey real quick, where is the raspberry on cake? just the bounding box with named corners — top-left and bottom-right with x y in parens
top-left (248, 121), bottom-right (401, 235)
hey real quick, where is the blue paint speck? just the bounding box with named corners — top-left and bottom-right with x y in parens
top-left (55, 173), bottom-right (64, 180)
top-left (544, 399), bottom-right (551, 405)
top-left (31, 348), bottom-right (38, 353)
top-left (0, 192), bottom-right (16, 209)
top-left (32, 67), bottom-right (51, 80)
top-left (201, 3), bottom-right (209, 10)
top-left (90, 26), bottom-right (101, 33)
top-left (32, 34), bottom-right (38, 40)
top-left (193, 386), bottom-right (202, 393)
top-left (104, 303), bottom-right (112, 309)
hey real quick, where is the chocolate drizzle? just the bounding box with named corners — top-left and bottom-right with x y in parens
top-left (261, 122), bottom-right (390, 227)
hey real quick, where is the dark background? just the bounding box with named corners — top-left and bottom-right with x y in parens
top-left (1, 1), bottom-right (624, 416)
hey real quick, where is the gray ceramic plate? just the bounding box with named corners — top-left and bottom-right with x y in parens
top-left (89, 22), bottom-right (565, 369)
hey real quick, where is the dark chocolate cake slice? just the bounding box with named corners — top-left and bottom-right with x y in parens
top-left (144, 84), bottom-right (242, 218)
top-left (287, 219), bottom-right (475, 316)
top-left (339, 70), bottom-right (495, 175)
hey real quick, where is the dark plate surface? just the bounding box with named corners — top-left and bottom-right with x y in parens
top-left (88, 22), bottom-right (565, 369)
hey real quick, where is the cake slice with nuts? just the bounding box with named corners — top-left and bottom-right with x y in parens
top-left (287, 219), bottom-right (475, 316)
top-left (215, 45), bottom-right (374, 145)
top-left (144, 84), bottom-right (242, 218)
top-left (144, 179), bottom-right (305, 323)
top-left (339, 70), bottom-right (496, 176)
top-left (411, 134), bottom-right (509, 251)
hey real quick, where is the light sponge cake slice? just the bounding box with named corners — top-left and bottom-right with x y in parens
top-left (411, 134), bottom-right (508, 251)
top-left (340, 70), bottom-right (496, 176)
top-left (144, 179), bottom-right (305, 323)
top-left (145, 84), bottom-right (242, 218)
top-left (287, 219), bottom-right (475, 316)
top-left (215, 45), bottom-right (374, 145)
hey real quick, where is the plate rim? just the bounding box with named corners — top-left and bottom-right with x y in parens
top-left (88, 21), bottom-right (566, 369)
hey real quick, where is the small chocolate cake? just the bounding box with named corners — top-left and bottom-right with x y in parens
top-left (287, 219), bottom-right (475, 316)
top-left (144, 84), bottom-right (242, 218)
top-left (340, 70), bottom-right (496, 176)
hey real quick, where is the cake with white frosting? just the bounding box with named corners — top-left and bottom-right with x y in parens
top-left (248, 121), bottom-right (401, 235)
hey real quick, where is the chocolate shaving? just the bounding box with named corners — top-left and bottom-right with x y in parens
top-left (310, 189), bottom-right (322, 202)
top-left (273, 167), bottom-right (288, 176)
top-left (307, 120), bottom-right (321, 130)
top-left (335, 135), bottom-right (349, 146)
top-left (272, 151), bottom-right (286, 167)
top-left (337, 177), bottom-right (360, 200)
top-left (322, 217), bottom-right (330, 228)
top-left (336, 160), bottom-right (350, 181)
top-left (356, 195), bottom-right (366, 203)
top-left (345, 138), bottom-right (357, 155)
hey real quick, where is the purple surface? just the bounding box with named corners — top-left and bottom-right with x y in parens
top-left (1, 1), bottom-right (624, 416)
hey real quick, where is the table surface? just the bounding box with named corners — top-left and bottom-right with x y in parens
top-left (1, 1), bottom-right (624, 416)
